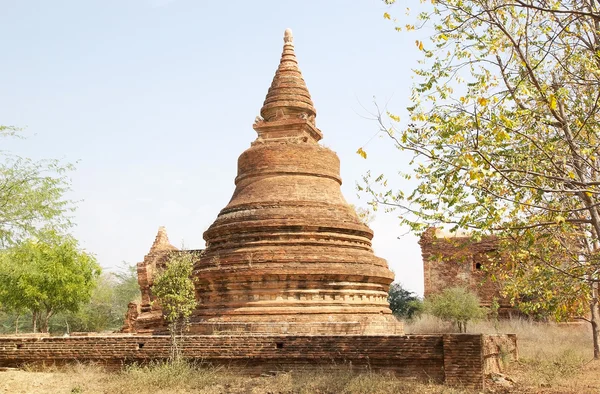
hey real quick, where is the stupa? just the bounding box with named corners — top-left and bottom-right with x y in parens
top-left (187, 29), bottom-right (401, 335)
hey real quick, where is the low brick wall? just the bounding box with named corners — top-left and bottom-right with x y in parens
top-left (0, 334), bottom-right (517, 390)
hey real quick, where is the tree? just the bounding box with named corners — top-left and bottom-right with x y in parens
top-left (0, 126), bottom-right (74, 246)
top-left (152, 252), bottom-right (198, 361)
top-left (363, 0), bottom-right (600, 358)
top-left (0, 230), bottom-right (101, 332)
top-left (424, 287), bottom-right (486, 333)
top-left (55, 265), bottom-right (140, 333)
top-left (388, 282), bottom-right (423, 320)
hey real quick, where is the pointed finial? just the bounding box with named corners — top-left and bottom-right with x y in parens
top-left (149, 226), bottom-right (177, 253)
top-left (284, 28), bottom-right (293, 43)
top-left (259, 28), bottom-right (317, 124)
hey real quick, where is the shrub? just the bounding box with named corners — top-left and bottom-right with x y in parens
top-left (387, 282), bottom-right (423, 320)
top-left (423, 287), bottom-right (486, 332)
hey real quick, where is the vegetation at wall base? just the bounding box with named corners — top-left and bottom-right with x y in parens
top-left (152, 251), bottom-right (198, 361)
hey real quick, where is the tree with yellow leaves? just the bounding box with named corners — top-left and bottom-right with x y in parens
top-left (363, 0), bottom-right (600, 358)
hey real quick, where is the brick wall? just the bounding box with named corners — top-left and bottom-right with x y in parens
top-left (0, 334), bottom-right (517, 390)
top-left (420, 228), bottom-right (516, 315)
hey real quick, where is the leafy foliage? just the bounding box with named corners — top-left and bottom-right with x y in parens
top-left (349, 204), bottom-right (375, 225)
top-left (0, 128), bottom-right (74, 246)
top-left (365, 0), bottom-right (600, 357)
top-left (152, 251), bottom-right (198, 360)
top-left (0, 230), bottom-right (101, 332)
top-left (423, 287), bottom-right (486, 333)
top-left (387, 282), bottom-right (423, 320)
top-left (0, 264), bottom-right (140, 334)
top-left (54, 264), bottom-right (141, 333)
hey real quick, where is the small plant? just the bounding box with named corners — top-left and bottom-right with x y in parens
top-left (152, 252), bottom-right (198, 361)
top-left (423, 287), bottom-right (486, 332)
top-left (490, 297), bottom-right (500, 331)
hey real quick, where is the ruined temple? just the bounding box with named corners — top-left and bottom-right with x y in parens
top-left (1, 30), bottom-right (519, 391)
top-left (128, 29), bottom-right (401, 335)
top-left (122, 226), bottom-right (180, 332)
top-left (419, 228), bottom-right (515, 316)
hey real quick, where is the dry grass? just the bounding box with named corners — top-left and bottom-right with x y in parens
top-left (2, 362), bottom-right (469, 394)
top-left (406, 315), bottom-right (600, 393)
top-left (2, 317), bottom-right (600, 393)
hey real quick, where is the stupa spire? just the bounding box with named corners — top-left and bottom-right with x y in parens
top-left (260, 28), bottom-right (316, 123)
top-left (149, 226), bottom-right (177, 253)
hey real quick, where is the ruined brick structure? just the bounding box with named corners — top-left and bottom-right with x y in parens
top-left (123, 227), bottom-right (205, 332)
top-left (0, 30), bottom-right (519, 391)
top-left (128, 28), bottom-right (400, 335)
top-left (420, 228), bottom-right (515, 315)
top-left (0, 333), bottom-right (517, 390)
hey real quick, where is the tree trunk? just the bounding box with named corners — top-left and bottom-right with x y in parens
top-left (31, 311), bottom-right (38, 333)
top-left (14, 314), bottom-right (20, 334)
top-left (41, 309), bottom-right (53, 333)
top-left (591, 282), bottom-right (600, 359)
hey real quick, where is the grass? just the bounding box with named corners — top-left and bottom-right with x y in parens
top-left (3, 362), bottom-right (469, 394)
top-left (406, 315), bottom-right (600, 393)
top-left (2, 317), bottom-right (600, 393)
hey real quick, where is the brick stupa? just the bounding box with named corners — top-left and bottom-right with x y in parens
top-left (186, 29), bottom-right (401, 335)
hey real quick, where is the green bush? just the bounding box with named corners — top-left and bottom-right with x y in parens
top-left (423, 287), bottom-right (486, 332)
top-left (387, 282), bottom-right (423, 320)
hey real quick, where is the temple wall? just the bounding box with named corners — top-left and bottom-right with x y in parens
top-left (419, 228), bottom-right (514, 314)
top-left (0, 334), bottom-right (517, 390)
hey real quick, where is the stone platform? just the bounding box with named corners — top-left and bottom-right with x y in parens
top-left (0, 333), bottom-right (517, 390)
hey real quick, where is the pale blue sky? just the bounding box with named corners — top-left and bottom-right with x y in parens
top-left (1, 0), bottom-right (430, 294)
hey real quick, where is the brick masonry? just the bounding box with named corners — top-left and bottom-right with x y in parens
top-left (127, 29), bottom-right (402, 335)
top-left (0, 333), bottom-right (517, 390)
top-left (420, 228), bottom-right (517, 315)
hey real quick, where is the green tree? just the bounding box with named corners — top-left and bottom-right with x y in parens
top-left (363, 0), bottom-right (600, 358)
top-left (0, 126), bottom-right (74, 246)
top-left (0, 230), bottom-right (101, 332)
top-left (152, 252), bottom-right (197, 361)
top-left (388, 282), bottom-right (423, 320)
top-left (56, 265), bottom-right (140, 332)
top-left (424, 287), bottom-right (486, 333)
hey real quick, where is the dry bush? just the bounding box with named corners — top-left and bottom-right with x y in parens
top-left (404, 313), bottom-right (457, 334)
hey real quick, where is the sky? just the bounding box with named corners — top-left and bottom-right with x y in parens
top-left (1, 0), bottom-right (431, 295)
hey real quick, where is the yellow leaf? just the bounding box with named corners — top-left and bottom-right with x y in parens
top-left (418, 41), bottom-right (424, 50)
top-left (356, 147), bottom-right (367, 159)
top-left (383, 12), bottom-right (391, 20)
top-left (478, 97), bottom-right (489, 106)
top-left (549, 94), bottom-right (557, 110)
top-left (556, 216), bottom-right (566, 224)
top-left (389, 113), bottom-right (400, 122)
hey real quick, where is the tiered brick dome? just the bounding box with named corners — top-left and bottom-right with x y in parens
top-left (189, 29), bottom-right (400, 335)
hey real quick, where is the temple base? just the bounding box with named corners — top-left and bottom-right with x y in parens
top-left (130, 312), bottom-right (402, 335)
